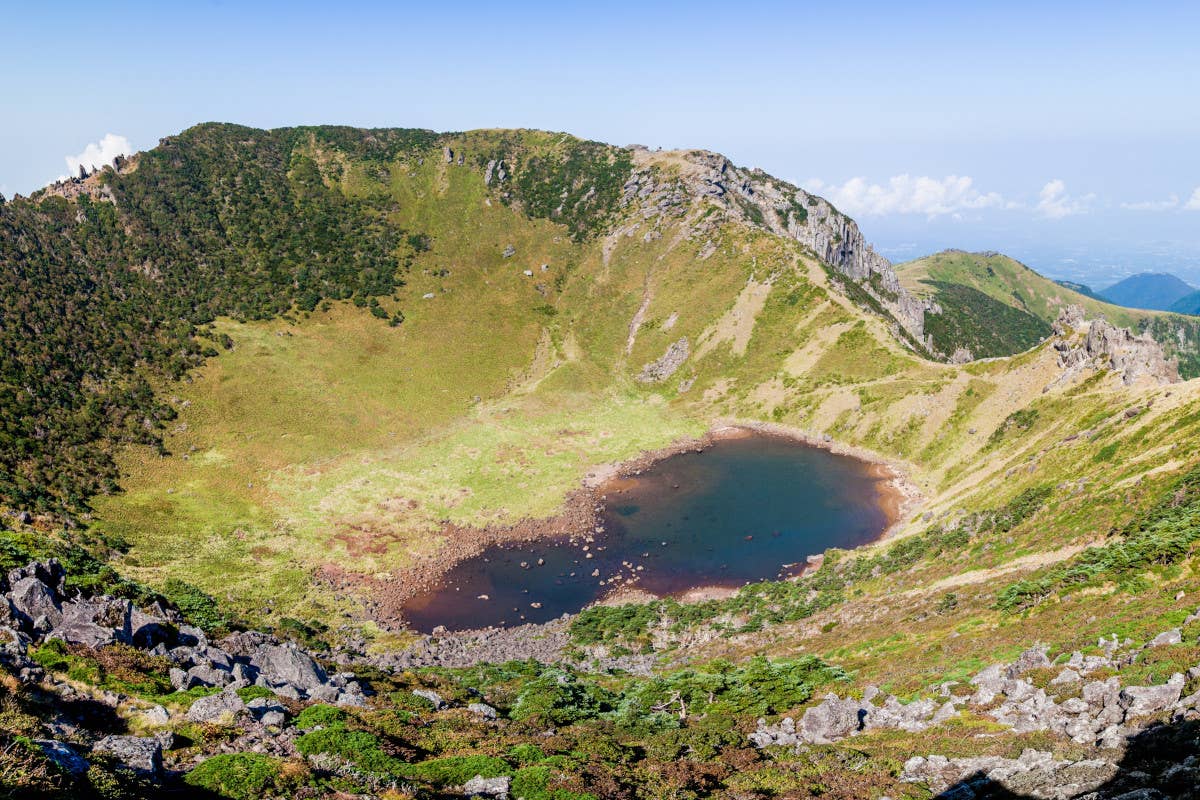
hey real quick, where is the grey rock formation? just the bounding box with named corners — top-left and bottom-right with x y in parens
top-left (188, 663), bottom-right (234, 688)
top-left (1147, 628), bottom-right (1182, 647)
top-left (9, 576), bottom-right (62, 632)
top-left (1119, 674), bottom-right (1184, 716)
top-left (36, 740), bottom-right (89, 776)
top-left (369, 617), bottom-right (570, 669)
top-left (468, 702), bottom-right (498, 720)
top-left (247, 697), bottom-right (288, 727)
top-left (413, 688), bottom-right (446, 709)
top-left (620, 148), bottom-right (933, 347)
top-left (1053, 306), bottom-right (1179, 385)
top-left (186, 689), bottom-right (247, 724)
top-left (901, 749), bottom-right (1118, 799)
top-left (252, 643), bottom-right (328, 694)
top-left (1006, 645), bottom-right (1052, 677)
top-left (463, 774), bottom-right (511, 798)
top-left (93, 735), bottom-right (162, 779)
top-left (638, 338), bottom-right (689, 383)
top-left (142, 705), bottom-right (170, 726)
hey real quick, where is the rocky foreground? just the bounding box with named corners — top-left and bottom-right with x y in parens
top-left (3, 556), bottom-right (1200, 798)
top-left (752, 627), bottom-right (1200, 798)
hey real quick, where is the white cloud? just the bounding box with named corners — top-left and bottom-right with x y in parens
top-left (61, 133), bottom-right (131, 179)
top-left (1035, 179), bottom-right (1092, 219)
top-left (1186, 187), bottom-right (1200, 211)
top-left (1120, 195), bottom-right (1179, 211)
top-left (803, 174), bottom-right (1005, 218)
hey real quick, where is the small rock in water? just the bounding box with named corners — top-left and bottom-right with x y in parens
top-left (477, 594), bottom-right (489, 601)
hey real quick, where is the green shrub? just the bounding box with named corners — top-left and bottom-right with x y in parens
top-left (161, 578), bottom-right (228, 632)
top-left (405, 754), bottom-right (511, 785)
top-left (988, 407), bottom-right (1041, 446)
top-left (511, 671), bottom-right (614, 725)
top-left (508, 743), bottom-right (547, 765)
top-left (184, 753), bottom-right (284, 799)
top-left (294, 703), bottom-right (346, 729)
top-left (997, 465), bottom-right (1200, 610)
top-left (236, 685), bottom-right (276, 702)
top-left (295, 726), bottom-right (401, 777)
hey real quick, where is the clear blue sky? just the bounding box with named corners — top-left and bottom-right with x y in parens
top-left (4, 0), bottom-right (1199, 286)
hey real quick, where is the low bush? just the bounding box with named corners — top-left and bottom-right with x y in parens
top-left (184, 753), bottom-right (286, 799)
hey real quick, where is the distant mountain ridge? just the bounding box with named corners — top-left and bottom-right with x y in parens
top-left (896, 250), bottom-right (1200, 373)
top-left (1054, 279), bottom-right (1103, 300)
top-left (1169, 289), bottom-right (1200, 315)
top-left (1100, 272), bottom-right (1195, 311)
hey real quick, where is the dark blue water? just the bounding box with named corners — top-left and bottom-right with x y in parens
top-left (401, 434), bottom-right (891, 632)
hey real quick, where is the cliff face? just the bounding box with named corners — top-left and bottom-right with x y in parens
top-left (1053, 306), bottom-right (1180, 385)
top-left (621, 148), bottom-right (934, 348)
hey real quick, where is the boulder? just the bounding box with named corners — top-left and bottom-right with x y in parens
top-left (9, 577), bottom-right (62, 631)
top-left (246, 697), bottom-right (288, 727)
top-left (1051, 668), bottom-right (1081, 685)
top-left (51, 594), bottom-right (139, 647)
top-left (229, 662), bottom-right (257, 687)
top-left (49, 620), bottom-right (118, 648)
top-left (1147, 629), bottom-right (1182, 648)
top-left (1083, 677), bottom-right (1122, 710)
top-left (308, 684), bottom-right (339, 703)
top-left (186, 689), bottom-right (247, 724)
top-left (252, 643), bottom-right (328, 693)
top-left (169, 667), bottom-right (195, 692)
top-left (176, 624), bottom-right (207, 648)
top-left (142, 705), bottom-right (170, 726)
top-left (187, 663), bottom-right (233, 688)
top-left (798, 694), bottom-right (867, 743)
top-left (1005, 645), bottom-right (1051, 678)
top-left (463, 774), bottom-right (511, 798)
top-left (1119, 675), bottom-right (1184, 718)
top-left (36, 740), bottom-right (88, 776)
top-left (414, 688), bottom-right (446, 709)
top-left (132, 621), bottom-right (176, 650)
top-left (469, 702), bottom-right (498, 720)
top-left (93, 735), bottom-right (162, 779)
top-left (7, 560), bottom-right (65, 595)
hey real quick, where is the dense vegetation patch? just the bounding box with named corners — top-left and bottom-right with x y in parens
top-left (1, 123), bottom-right (436, 516)
top-left (506, 137), bottom-right (633, 240)
top-left (921, 281), bottom-right (1051, 358)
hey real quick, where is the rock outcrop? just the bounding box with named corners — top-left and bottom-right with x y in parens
top-left (621, 148), bottom-right (935, 349)
top-left (0, 559), bottom-right (367, 710)
top-left (1053, 305), bottom-right (1179, 385)
top-left (754, 634), bottom-right (1200, 738)
top-left (638, 337), bottom-right (690, 383)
